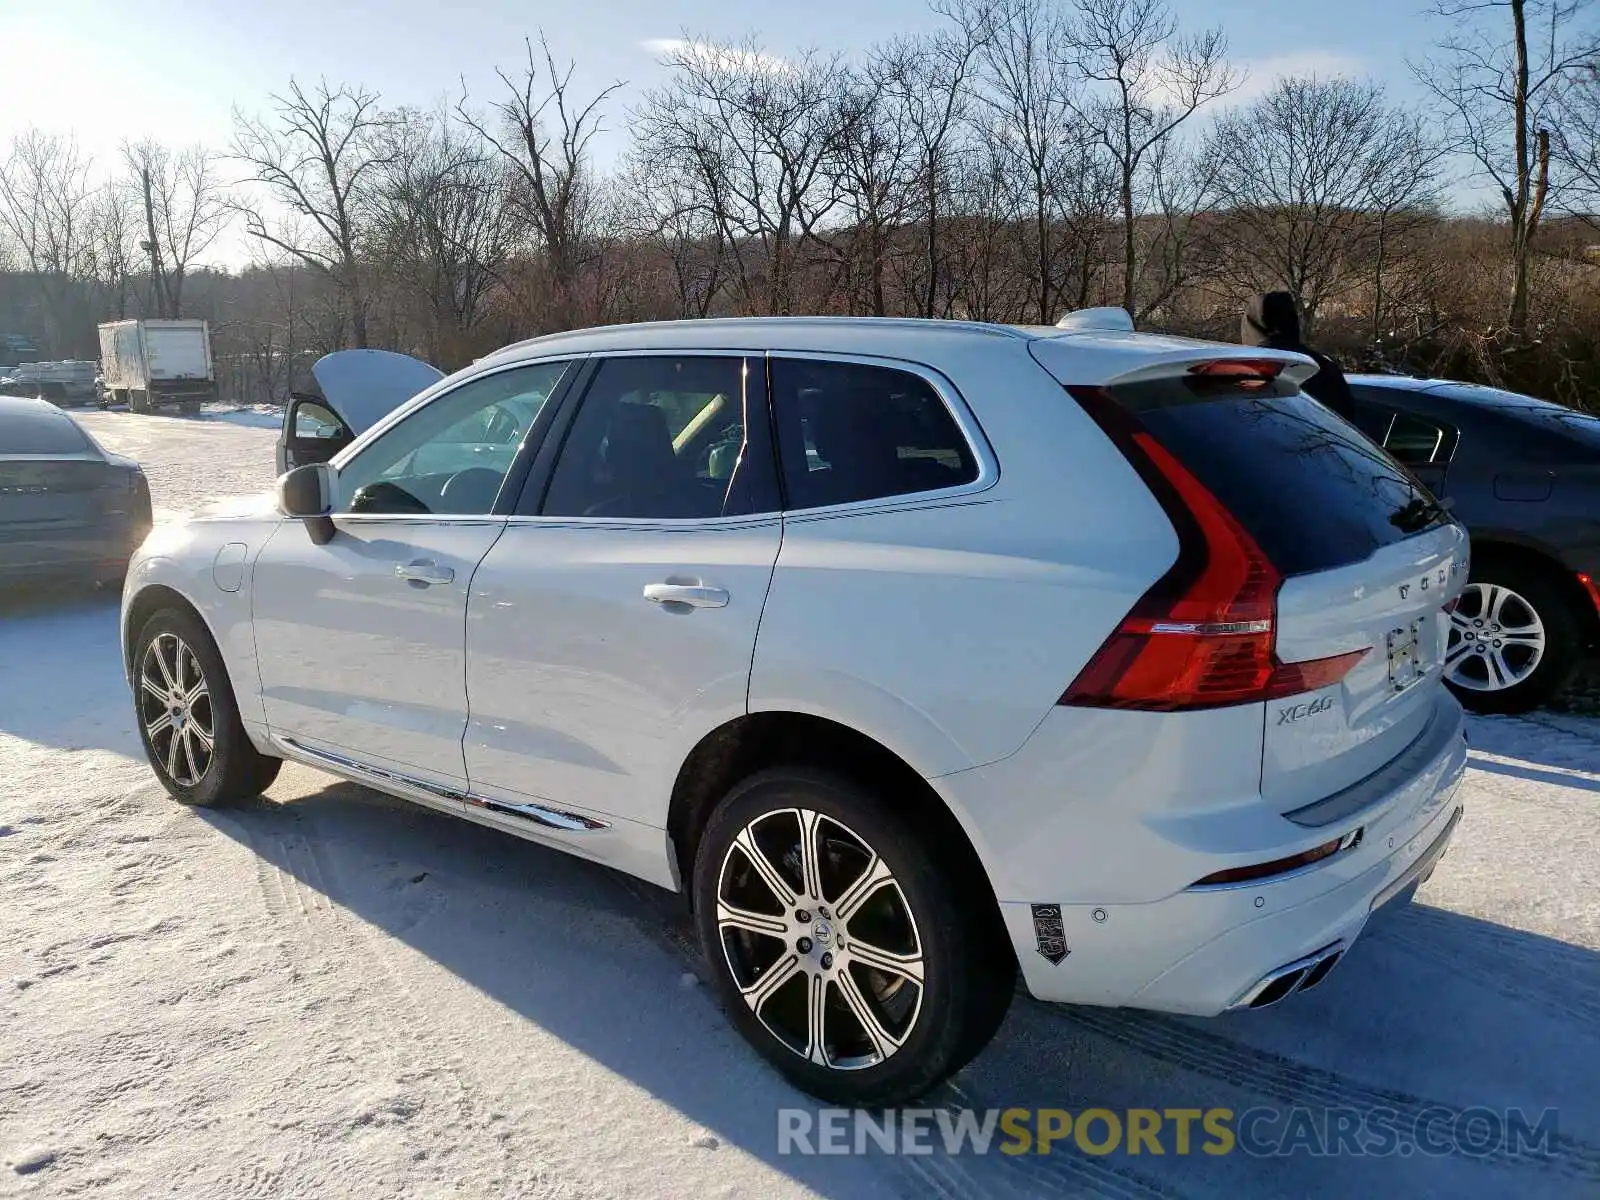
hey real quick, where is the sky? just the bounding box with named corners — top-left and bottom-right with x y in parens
top-left (0, 0), bottom-right (1446, 267)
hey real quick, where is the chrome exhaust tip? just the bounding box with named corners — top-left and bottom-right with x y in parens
top-left (1228, 941), bottom-right (1346, 1012)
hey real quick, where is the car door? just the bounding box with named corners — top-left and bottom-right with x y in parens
top-left (252, 359), bottom-right (574, 799)
top-left (463, 353), bottom-right (782, 841)
top-left (278, 395), bottom-right (351, 474)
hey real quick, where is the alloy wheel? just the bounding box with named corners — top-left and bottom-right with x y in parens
top-left (138, 632), bottom-right (215, 787)
top-left (1445, 582), bottom-right (1546, 692)
top-left (716, 807), bottom-right (924, 1071)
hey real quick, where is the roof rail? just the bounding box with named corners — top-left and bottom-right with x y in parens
top-left (1055, 307), bottom-right (1135, 333)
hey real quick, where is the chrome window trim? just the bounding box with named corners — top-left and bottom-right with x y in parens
top-left (497, 346), bottom-right (997, 530)
top-left (764, 349), bottom-right (998, 524)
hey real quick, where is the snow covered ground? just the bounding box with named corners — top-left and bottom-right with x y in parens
top-left (2, 410), bottom-right (1597, 1198)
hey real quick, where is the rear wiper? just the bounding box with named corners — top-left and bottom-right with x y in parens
top-left (1390, 490), bottom-right (1452, 532)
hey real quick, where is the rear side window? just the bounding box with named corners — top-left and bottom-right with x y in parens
top-left (769, 358), bottom-right (977, 510)
top-left (1384, 412), bottom-right (1452, 466)
top-left (1104, 380), bottom-right (1448, 576)
top-left (0, 408), bottom-right (89, 454)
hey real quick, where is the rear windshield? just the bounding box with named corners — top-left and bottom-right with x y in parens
top-left (1108, 380), bottom-right (1449, 577)
top-left (0, 408), bottom-right (90, 455)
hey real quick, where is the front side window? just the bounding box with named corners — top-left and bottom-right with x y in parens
top-left (335, 361), bottom-right (567, 516)
top-left (768, 358), bottom-right (978, 511)
top-left (541, 356), bottom-right (756, 519)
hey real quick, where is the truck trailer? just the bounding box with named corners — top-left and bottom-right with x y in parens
top-left (98, 319), bottom-right (216, 413)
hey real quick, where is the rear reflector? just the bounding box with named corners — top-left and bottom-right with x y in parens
top-left (1579, 572), bottom-right (1600, 617)
top-left (1061, 386), bottom-right (1368, 711)
top-left (1190, 831), bottom-right (1355, 887)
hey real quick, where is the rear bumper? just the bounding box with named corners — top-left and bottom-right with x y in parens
top-left (0, 527), bottom-right (145, 580)
top-left (937, 692), bottom-right (1468, 1016)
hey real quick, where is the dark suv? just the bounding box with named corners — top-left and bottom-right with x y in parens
top-left (1347, 375), bottom-right (1600, 713)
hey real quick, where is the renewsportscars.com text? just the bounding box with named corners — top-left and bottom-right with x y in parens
top-left (777, 1105), bottom-right (1559, 1159)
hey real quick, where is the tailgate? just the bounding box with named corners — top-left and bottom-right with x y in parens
top-left (1266, 522), bottom-right (1467, 813)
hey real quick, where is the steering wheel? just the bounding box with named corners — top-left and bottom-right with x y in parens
top-left (484, 406), bottom-right (521, 444)
top-left (439, 467), bottom-right (505, 512)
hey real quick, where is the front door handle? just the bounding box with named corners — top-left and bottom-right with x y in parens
top-left (396, 559), bottom-right (454, 585)
top-left (643, 582), bottom-right (729, 609)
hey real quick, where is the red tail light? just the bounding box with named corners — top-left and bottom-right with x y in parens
top-left (1060, 386), bottom-right (1367, 711)
top-left (1578, 572), bottom-right (1600, 618)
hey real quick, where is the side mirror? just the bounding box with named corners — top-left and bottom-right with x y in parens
top-left (275, 462), bottom-right (337, 545)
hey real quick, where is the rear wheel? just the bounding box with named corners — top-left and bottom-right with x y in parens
top-left (1445, 564), bottom-right (1582, 714)
top-left (133, 606), bottom-right (281, 805)
top-left (693, 768), bottom-right (1012, 1105)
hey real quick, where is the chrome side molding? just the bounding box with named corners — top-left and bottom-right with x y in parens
top-left (280, 737), bottom-right (610, 832)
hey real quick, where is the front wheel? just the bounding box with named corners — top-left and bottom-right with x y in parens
top-left (133, 606), bottom-right (281, 805)
top-left (693, 768), bottom-right (1013, 1105)
top-left (1445, 566), bottom-right (1582, 714)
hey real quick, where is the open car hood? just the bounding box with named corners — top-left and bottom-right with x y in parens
top-left (310, 349), bottom-right (444, 435)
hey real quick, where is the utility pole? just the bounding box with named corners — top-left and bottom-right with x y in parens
top-left (139, 164), bottom-right (168, 317)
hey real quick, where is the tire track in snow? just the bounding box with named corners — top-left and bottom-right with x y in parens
top-left (1050, 1005), bottom-right (1600, 1186)
top-left (608, 873), bottom-right (1190, 1200)
top-left (1365, 905), bottom-right (1600, 1028)
top-left (242, 800), bottom-right (530, 1198)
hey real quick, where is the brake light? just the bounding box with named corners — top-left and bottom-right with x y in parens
top-left (1186, 359), bottom-right (1284, 393)
top-left (1060, 386), bottom-right (1368, 711)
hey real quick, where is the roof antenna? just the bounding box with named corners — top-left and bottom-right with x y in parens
top-left (1055, 307), bottom-right (1134, 333)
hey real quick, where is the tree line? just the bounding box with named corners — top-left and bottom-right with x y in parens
top-left (4, 0), bottom-right (1600, 409)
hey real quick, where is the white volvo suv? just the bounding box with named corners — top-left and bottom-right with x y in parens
top-left (122, 312), bottom-right (1469, 1104)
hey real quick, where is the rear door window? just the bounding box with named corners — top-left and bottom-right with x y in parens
top-left (1104, 380), bottom-right (1450, 577)
top-left (769, 358), bottom-right (978, 510)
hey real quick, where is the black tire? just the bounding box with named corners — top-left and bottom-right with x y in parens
top-left (1445, 562), bottom-right (1583, 714)
top-left (132, 605), bottom-right (281, 805)
top-left (693, 768), bottom-right (1013, 1105)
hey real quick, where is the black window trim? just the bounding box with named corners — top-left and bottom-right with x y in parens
top-left (507, 347), bottom-right (783, 526)
top-left (320, 355), bottom-right (583, 525)
top-left (764, 349), bottom-right (997, 522)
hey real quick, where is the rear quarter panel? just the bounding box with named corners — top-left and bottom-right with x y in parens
top-left (748, 342), bottom-right (1177, 777)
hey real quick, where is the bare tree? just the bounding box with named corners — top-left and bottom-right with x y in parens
top-left (1202, 76), bottom-right (1444, 332)
top-left (1069, 0), bottom-right (1239, 318)
top-left (83, 183), bottom-right (140, 321)
top-left (0, 130), bottom-right (97, 349)
top-left (122, 141), bottom-right (229, 317)
top-left (232, 79), bottom-right (395, 347)
top-left (375, 109), bottom-right (514, 365)
top-left (1414, 0), bottom-right (1598, 336)
top-left (633, 38), bottom-right (851, 315)
top-left (877, 11), bottom-right (987, 317)
top-left (971, 0), bottom-right (1107, 322)
top-left (456, 34), bottom-right (622, 329)
top-left (1553, 63), bottom-right (1600, 228)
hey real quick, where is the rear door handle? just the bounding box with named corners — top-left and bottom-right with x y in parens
top-left (643, 583), bottom-right (729, 609)
top-left (396, 559), bottom-right (454, 585)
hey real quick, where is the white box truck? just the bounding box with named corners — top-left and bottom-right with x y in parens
top-left (98, 319), bottom-right (216, 413)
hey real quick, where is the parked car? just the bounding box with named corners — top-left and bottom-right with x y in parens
top-left (1346, 374), bottom-right (1600, 713)
top-left (0, 360), bottom-right (99, 406)
top-left (121, 314), bottom-right (1469, 1105)
top-left (1, 395), bottom-right (152, 587)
